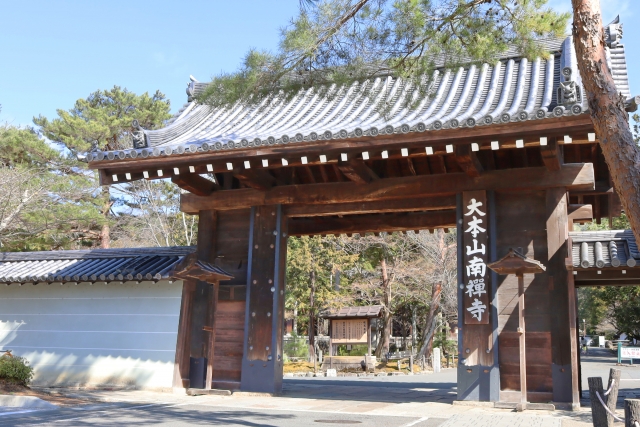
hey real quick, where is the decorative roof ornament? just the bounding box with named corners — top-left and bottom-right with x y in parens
top-left (131, 119), bottom-right (148, 149)
top-left (605, 15), bottom-right (623, 48)
top-left (554, 67), bottom-right (582, 116)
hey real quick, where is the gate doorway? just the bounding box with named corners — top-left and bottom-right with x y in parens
top-left (571, 230), bottom-right (640, 399)
top-left (86, 27), bottom-right (632, 405)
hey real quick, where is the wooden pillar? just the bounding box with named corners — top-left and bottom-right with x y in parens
top-left (172, 279), bottom-right (196, 389)
top-left (187, 210), bottom-right (217, 388)
top-left (367, 318), bottom-right (372, 357)
top-left (546, 188), bottom-right (578, 407)
top-left (240, 205), bottom-right (288, 393)
top-left (329, 320), bottom-right (333, 357)
top-left (517, 273), bottom-right (527, 409)
top-left (205, 281), bottom-right (219, 389)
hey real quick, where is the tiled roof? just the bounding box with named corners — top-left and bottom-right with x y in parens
top-left (84, 24), bottom-right (633, 164)
top-left (570, 230), bottom-right (640, 269)
top-left (320, 305), bottom-right (383, 319)
top-left (0, 247), bottom-right (195, 284)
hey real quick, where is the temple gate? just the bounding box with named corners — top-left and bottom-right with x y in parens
top-left (82, 21), bottom-right (636, 407)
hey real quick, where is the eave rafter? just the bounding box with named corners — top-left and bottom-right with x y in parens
top-left (91, 115), bottom-right (596, 187)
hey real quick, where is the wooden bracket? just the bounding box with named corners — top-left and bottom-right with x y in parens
top-left (455, 144), bottom-right (483, 177)
top-left (171, 174), bottom-right (220, 196)
top-left (568, 204), bottom-right (593, 224)
top-left (337, 158), bottom-right (378, 184)
top-left (233, 168), bottom-right (277, 191)
top-left (540, 138), bottom-right (563, 171)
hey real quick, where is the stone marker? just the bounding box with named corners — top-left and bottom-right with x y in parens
top-left (433, 348), bottom-right (441, 373)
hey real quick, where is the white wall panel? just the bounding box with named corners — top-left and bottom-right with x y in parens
top-left (0, 281), bottom-right (182, 389)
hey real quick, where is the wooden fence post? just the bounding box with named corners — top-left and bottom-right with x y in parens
top-left (625, 399), bottom-right (640, 427)
top-left (589, 368), bottom-right (621, 427)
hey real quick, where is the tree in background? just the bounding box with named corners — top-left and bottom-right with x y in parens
top-left (0, 125), bottom-right (102, 250)
top-left (410, 229), bottom-right (458, 360)
top-left (33, 87), bottom-right (173, 248)
top-left (286, 235), bottom-right (358, 364)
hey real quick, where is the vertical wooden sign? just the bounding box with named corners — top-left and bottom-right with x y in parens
top-left (462, 191), bottom-right (490, 325)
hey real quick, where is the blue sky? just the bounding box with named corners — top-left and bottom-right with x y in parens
top-left (0, 0), bottom-right (637, 127)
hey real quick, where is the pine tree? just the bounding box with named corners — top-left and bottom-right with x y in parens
top-left (33, 87), bottom-right (172, 248)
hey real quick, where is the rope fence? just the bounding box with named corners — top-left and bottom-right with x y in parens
top-left (588, 368), bottom-right (640, 427)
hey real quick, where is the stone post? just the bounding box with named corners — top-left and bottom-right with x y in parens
top-left (433, 348), bottom-right (441, 373)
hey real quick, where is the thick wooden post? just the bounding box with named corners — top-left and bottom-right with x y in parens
top-left (589, 369), bottom-right (621, 427)
top-left (187, 210), bottom-right (217, 388)
top-left (517, 273), bottom-right (527, 410)
top-left (625, 399), bottom-right (640, 427)
top-left (172, 279), bottom-right (196, 389)
top-left (241, 205), bottom-right (287, 393)
top-left (546, 188), bottom-right (578, 406)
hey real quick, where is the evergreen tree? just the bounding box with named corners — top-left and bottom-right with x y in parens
top-left (33, 87), bottom-right (172, 248)
top-left (0, 125), bottom-right (102, 250)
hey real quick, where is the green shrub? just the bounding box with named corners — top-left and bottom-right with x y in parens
top-left (0, 355), bottom-right (34, 386)
top-left (284, 332), bottom-right (309, 359)
top-left (337, 344), bottom-right (369, 356)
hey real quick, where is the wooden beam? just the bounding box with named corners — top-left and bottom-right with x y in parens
top-left (576, 279), bottom-right (640, 287)
top-left (171, 174), bottom-right (219, 196)
top-left (233, 168), bottom-right (276, 191)
top-left (540, 138), bottom-right (563, 171)
top-left (568, 204), bottom-right (593, 223)
top-left (571, 181), bottom-right (615, 196)
top-left (573, 269), bottom-right (640, 280)
top-left (181, 163), bottom-right (595, 213)
top-left (288, 210), bottom-right (456, 236)
top-left (455, 144), bottom-right (483, 177)
top-left (285, 195), bottom-right (457, 217)
top-left (337, 158), bottom-right (378, 184)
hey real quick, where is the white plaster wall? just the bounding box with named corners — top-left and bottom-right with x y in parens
top-left (0, 280), bottom-right (182, 389)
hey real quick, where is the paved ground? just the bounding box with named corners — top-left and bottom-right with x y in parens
top-left (580, 346), bottom-right (640, 409)
top-left (0, 346), bottom-right (636, 426)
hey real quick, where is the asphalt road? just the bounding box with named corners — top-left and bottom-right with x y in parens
top-left (0, 402), bottom-right (446, 427)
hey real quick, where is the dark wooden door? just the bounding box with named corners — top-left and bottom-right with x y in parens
top-left (212, 296), bottom-right (245, 390)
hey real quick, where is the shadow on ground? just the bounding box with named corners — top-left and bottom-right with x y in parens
top-left (282, 375), bottom-right (458, 404)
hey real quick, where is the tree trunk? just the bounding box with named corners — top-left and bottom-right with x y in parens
top-left (99, 188), bottom-right (112, 249)
top-left (572, 0), bottom-right (640, 243)
top-left (293, 301), bottom-right (298, 335)
top-left (308, 269), bottom-right (316, 365)
top-left (375, 258), bottom-right (392, 358)
top-left (411, 306), bottom-right (417, 349)
top-left (625, 399), bottom-right (640, 427)
top-left (417, 282), bottom-right (442, 359)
